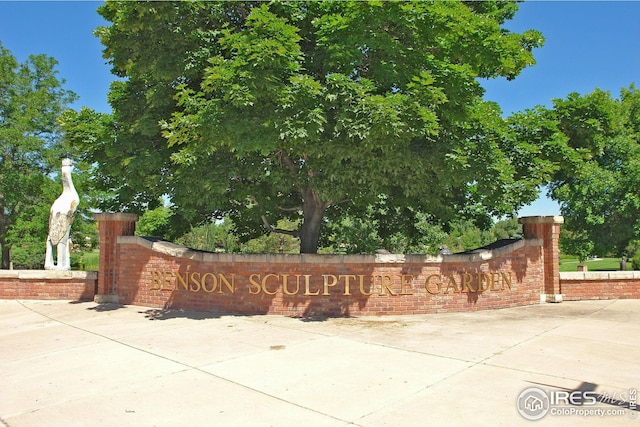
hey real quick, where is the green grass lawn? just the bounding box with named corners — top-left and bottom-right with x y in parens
top-left (559, 256), bottom-right (631, 272)
top-left (76, 251), bottom-right (99, 271)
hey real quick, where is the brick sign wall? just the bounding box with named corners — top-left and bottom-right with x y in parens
top-left (112, 238), bottom-right (545, 316)
top-left (94, 214), bottom-right (564, 316)
top-left (560, 272), bottom-right (640, 300)
top-left (0, 214), bottom-right (640, 316)
top-left (3, 215), bottom-right (637, 313)
top-left (0, 270), bottom-right (96, 301)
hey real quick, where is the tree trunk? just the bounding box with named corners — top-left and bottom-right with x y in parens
top-left (0, 214), bottom-right (10, 269)
top-left (1, 241), bottom-right (10, 270)
top-left (299, 189), bottom-right (328, 254)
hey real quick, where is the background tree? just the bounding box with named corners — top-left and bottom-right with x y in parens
top-left (0, 43), bottom-right (78, 268)
top-left (491, 217), bottom-right (522, 241)
top-left (548, 86), bottom-right (640, 260)
top-left (177, 217), bottom-right (241, 253)
top-left (82, 1), bottom-right (547, 253)
top-left (629, 240), bottom-right (640, 270)
top-left (6, 191), bottom-right (51, 269)
top-left (559, 228), bottom-right (594, 267)
top-left (320, 196), bottom-right (450, 254)
top-left (135, 203), bottom-right (172, 238)
top-left (168, 213), bottom-right (520, 256)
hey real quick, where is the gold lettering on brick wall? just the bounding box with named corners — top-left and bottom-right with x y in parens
top-left (425, 272), bottom-right (511, 294)
top-left (149, 270), bottom-right (513, 297)
top-left (151, 271), bottom-right (235, 293)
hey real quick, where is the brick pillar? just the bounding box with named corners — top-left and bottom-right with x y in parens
top-left (93, 213), bottom-right (138, 303)
top-left (519, 216), bottom-right (564, 303)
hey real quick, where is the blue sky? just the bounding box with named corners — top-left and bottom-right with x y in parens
top-left (0, 1), bottom-right (112, 113)
top-left (1, 1), bottom-right (639, 217)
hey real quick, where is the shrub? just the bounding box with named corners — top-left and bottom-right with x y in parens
top-left (11, 243), bottom-right (45, 269)
top-left (632, 249), bottom-right (640, 270)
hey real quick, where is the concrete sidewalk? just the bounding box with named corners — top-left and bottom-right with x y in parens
top-left (1, 299), bottom-right (639, 427)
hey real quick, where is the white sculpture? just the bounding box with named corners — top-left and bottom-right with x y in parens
top-left (45, 158), bottom-right (80, 270)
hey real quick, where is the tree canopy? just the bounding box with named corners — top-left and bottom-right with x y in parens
top-left (0, 42), bottom-right (77, 268)
top-left (72, 1), bottom-right (549, 253)
top-left (547, 85), bottom-right (640, 258)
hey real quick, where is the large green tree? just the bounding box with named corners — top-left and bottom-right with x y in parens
top-left (0, 43), bottom-right (77, 268)
top-left (548, 86), bottom-right (640, 258)
top-left (82, 1), bottom-right (548, 253)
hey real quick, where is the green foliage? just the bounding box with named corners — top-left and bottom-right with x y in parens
top-left (82, 1), bottom-right (546, 253)
top-left (177, 218), bottom-right (240, 253)
top-left (559, 228), bottom-right (594, 264)
top-left (444, 220), bottom-right (490, 253)
top-left (0, 43), bottom-right (78, 268)
top-left (172, 213), bottom-right (520, 256)
top-left (625, 240), bottom-right (640, 270)
top-left (176, 217), bottom-right (299, 254)
top-left (321, 200), bottom-right (449, 254)
top-left (240, 219), bottom-right (301, 254)
top-left (492, 217), bottom-right (522, 240)
top-left (324, 215), bottom-right (382, 254)
top-left (9, 238), bottom-right (45, 269)
top-left (549, 85), bottom-right (640, 258)
top-left (632, 251), bottom-right (640, 271)
top-left (135, 204), bottom-right (172, 238)
top-left (436, 217), bottom-right (520, 254)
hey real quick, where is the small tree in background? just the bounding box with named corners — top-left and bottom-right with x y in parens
top-left (177, 218), bottom-right (240, 253)
top-left (560, 228), bottom-right (594, 269)
top-left (135, 204), bottom-right (172, 238)
top-left (628, 240), bottom-right (640, 270)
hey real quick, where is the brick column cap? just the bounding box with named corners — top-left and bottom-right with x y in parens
top-left (93, 212), bottom-right (139, 222)
top-left (518, 215), bottom-right (564, 225)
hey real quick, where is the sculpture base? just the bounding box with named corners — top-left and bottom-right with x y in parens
top-left (541, 294), bottom-right (563, 303)
top-left (94, 294), bottom-right (119, 304)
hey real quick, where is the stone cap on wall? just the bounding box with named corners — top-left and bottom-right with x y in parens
top-left (93, 213), bottom-right (139, 222)
top-left (518, 216), bottom-right (564, 224)
top-left (0, 270), bottom-right (98, 279)
top-left (118, 236), bottom-right (542, 265)
top-left (560, 271), bottom-right (640, 280)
